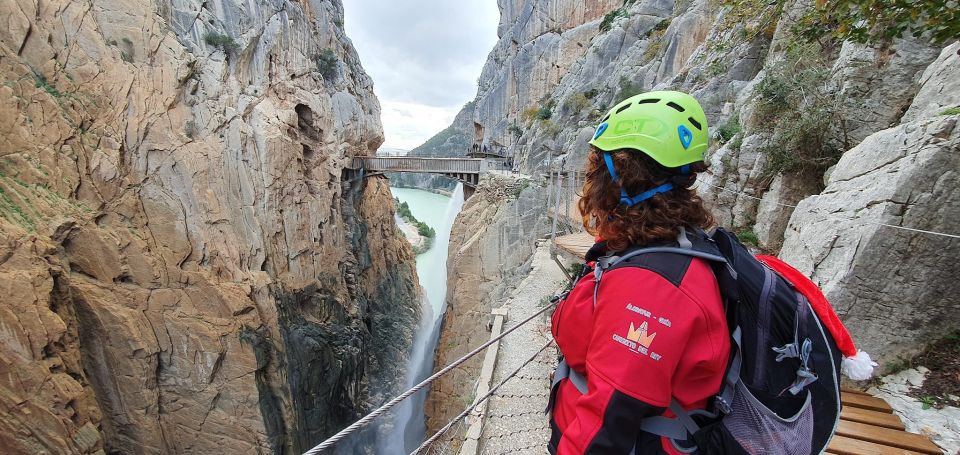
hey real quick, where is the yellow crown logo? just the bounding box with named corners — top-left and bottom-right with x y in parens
top-left (627, 321), bottom-right (657, 348)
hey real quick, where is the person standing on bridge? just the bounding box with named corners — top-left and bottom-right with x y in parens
top-left (547, 91), bottom-right (728, 454)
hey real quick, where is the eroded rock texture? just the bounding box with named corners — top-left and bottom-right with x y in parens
top-left (780, 44), bottom-right (960, 361)
top-left (0, 1), bottom-right (420, 453)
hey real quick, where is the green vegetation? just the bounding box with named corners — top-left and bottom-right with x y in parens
top-left (536, 106), bottom-right (553, 120)
top-left (715, 112), bottom-right (741, 145)
top-left (939, 106), bottom-right (960, 116)
top-left (616, 76), bottom-right (643, 101)
top-left (600, 8), bottom-right (627, 32)
top-left (511, 178), bottom-right (531, 198)
top-left (203, 32), bottom-right (240, 54)
top-left (642, 38), bottom-right (664, 63)
top-left (521, 100), bottom-right (556, 126)
top-left (508, 124), bottom-right (523, 136)
top-left (753, 42), bottom-right (841, 177)
top-left (796, 0), bottom-right (960, 46)
top-left (0, 185), bottom-right (35, 232)
top-left (33, 74), bottom-right (62, 98)
top-left (884, 355), bottom-right (912, 375)
top-left (410, 123), bottom-right (470, 157)
top-left (736, 229), bottom-right (760, 246)
top-left (416, 221), bottom-right (435, 238)
top-left (520, 106), bottom-right (540, 125)
top-left (696, 0), bottom-right (782, 79)
top-left (563, 93), bottom-right (591, 113)
top-left (315, 48), bottom-right (339, 80)
top-left (395, 199), bottom-right (436, 253)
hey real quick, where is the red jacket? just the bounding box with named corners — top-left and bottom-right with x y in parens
top-left (549, 241), bottom-right (730, 454)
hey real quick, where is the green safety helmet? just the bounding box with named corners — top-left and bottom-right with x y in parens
top-left (589, 90), bottom-right (709, 168)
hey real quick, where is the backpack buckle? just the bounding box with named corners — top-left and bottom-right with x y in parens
top-left (715, 395), bottom-right (732, 414)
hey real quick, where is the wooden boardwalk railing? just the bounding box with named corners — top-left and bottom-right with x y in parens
top-left (352, 156), bottom-right (483, 174)
top-left (552, 231), bottom-right (945, 455)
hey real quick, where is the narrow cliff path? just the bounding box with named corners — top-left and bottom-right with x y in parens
top-left (478, 244), bottom-right (567, 454)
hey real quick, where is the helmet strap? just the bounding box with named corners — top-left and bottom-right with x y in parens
top-left (603, 152), bottom-right (678, 207)
top-left (620, 183), bottom-right (674, 207)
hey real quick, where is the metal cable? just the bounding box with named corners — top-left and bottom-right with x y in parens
top-left (696, 180), bottom-right (960, 240)
top-left (303, 301), bottom-right (558, 454)
top-left (410, 339), bottom-right (556, 455)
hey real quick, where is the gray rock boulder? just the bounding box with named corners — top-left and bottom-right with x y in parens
top-left (903, 42), bottom-right (960, 122)
top-left (779, 116), bottom-right (960, 362)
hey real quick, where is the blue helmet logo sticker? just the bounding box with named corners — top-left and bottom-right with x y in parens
top-left (678, 125), bottom-right (693, 149)
top-left (593, 122), bottom-right (609, 140)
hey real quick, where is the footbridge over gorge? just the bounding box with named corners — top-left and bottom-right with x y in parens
top-left (347, 156), bottom-right (511, 197)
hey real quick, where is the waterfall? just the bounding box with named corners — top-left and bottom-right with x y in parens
top-left (378, 184), bottom-right (465, 454)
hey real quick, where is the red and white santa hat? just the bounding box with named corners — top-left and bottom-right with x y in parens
top-left (757, 255), bottom-right (878, 381)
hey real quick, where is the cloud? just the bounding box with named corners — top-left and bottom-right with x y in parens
top-left (343, 0), bottom-right (499, 149)
top-left (379, 101), bottom-right (457, 150)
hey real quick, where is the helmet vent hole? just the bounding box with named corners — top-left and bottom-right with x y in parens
top-left (615, 104), bottom-right (632, 114)
top-left (601, 114), bottom-right (610, 123)
top-left (688, 117), bottom-right (702, 130)
top-left (637, 98), bottom-right (658, 104)
top-left (666, 102), bottom-right (685, 112)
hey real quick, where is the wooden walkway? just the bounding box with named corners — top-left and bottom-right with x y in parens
top-left (832, 388), bottom-right (941, 454)
top-left (552, 232), bottom-right (944, 455)
top-left (348, 156), bottom-right (511, 187)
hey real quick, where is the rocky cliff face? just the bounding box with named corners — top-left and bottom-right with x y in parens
top-left (0, 1), bottom-right (420, 454)
top-left (424, 175), bottom-right (544, 433)
top-left (431, 0), bottom-right (959, 430)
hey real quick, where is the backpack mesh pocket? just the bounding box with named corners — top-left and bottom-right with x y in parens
top-left (722, 382), bottom-right (814, 455)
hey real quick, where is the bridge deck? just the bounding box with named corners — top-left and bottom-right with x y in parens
top-left (351, 156), bottom-right (483, 174)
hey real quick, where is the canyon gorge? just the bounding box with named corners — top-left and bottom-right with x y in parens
top-left (1, 0), bottom-right (958, 454)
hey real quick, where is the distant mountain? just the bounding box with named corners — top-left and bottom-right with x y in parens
top-left (410, 101), bottom-right (475, 158)
top-left (389, 102), bottom-right (476, 191)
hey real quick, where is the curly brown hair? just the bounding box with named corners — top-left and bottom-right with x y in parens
top-left (578, 147), bottom-right (715, 252)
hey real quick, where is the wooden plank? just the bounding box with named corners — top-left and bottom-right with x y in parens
top-left (835, 420), bottom-right (942, 454)
top-left (841, 387), bottom-right (873, 396)
top-left (554, 232), bottom-right (593, 259)
top-left (840, 406), bottom-right (905, 430)
top-left (842, 392), bottom-right (895, 413)
top-left (827, 435), bottom-right (926, 455)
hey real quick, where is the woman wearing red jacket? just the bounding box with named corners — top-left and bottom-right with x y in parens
top-left (549, 91), bottom-right (730, 455)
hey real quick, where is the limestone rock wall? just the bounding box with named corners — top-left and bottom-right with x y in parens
top-left (779, 44), bottom-right (960, 362)
top-left (0, 1), bottom-right (420, 454)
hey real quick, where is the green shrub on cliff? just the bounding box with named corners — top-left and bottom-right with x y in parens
top-left (797, 0), bottom-right (960, 45)
top-left (315, 48), bottom-right (339, 80)
top-left (715, 113), bottom-right (741, 145)
top-left (616, 77), bottom-right (643, 101)
top-left (204, 32), bottom-right (239, 54)
top-left (600, 8), bottom-right (627, 32)
top-left (753, 43), bottom-right (842, 177)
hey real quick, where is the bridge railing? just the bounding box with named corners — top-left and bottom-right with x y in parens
top-left (353, 157), bottom-right (483, 174)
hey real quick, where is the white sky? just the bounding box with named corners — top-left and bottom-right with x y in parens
top-left (343, 0), bottom-right (500, 151)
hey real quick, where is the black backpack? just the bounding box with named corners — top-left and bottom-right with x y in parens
top-left (573, 227), bottom-right (843, 454)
